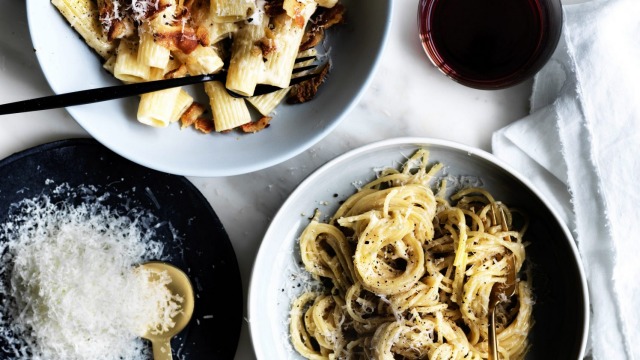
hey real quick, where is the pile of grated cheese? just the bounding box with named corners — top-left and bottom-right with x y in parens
top-left (0, 185), bottom-right (181, 360)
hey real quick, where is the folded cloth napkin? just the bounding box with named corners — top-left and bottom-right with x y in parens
top-left (492, 0), bottom-right (640, 358)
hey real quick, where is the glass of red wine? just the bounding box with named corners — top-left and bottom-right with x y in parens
top-left (418, 0), bottom-right (563, 90)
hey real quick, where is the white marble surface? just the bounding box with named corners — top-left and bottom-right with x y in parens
top-left (0, 1), bottom-right (531, 359)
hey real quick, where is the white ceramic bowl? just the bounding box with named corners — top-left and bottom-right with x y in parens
top-left (248, 137), bottom-right (589, 359)
top-left (25, 1), bottom-right (392, 177)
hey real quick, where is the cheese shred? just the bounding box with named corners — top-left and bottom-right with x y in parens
top-left (0, 184), bottom-right (180, 360)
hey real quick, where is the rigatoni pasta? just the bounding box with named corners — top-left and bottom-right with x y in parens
top-left (225, 16), bottom-right (269, 96)
top-left (209, 0), bottom-right (256, 23)
top-left (137, 87), bottom-right (183, 127)
top-left (246, 88), bottom-right (290, 116)
top-left (52, 0), bottom-right (115, 59)
top-left (138, 25), bottom-right (171, 69)
top-left (262, 2), bottom-right (318, 88)
top-left (247, 49), bottom-right (318, 115)
top-left (207, 21), bottom-right (239, 44)
top-left (173, 46), bottom-right (224, 76)
top-left (204, 81), bottom-right (251, 131)
top-left (169, 90), bottom-right (195, 123)
top-left (53, 0), bottom-right (346, 135)
top-left (114, 39), bottom-right (150, 83)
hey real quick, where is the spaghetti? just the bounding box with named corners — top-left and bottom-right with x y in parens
top-left (290, 149), bottom-right (533, 359)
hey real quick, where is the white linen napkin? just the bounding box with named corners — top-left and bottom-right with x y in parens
top-left (492, 0), bottom-right (640, 358)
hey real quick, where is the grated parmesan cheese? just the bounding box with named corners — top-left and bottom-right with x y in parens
top-left (100, 0), bottom-right (160, 30)
top-left (128, 0), bottom-right (160, 21)
top-left (248, 0), bottom-right (267, 25)
top-left (0, 184), bottom-right (180, 360)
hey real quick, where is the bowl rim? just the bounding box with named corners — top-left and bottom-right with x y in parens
top-left (248, 136), bottom-right (590, 358)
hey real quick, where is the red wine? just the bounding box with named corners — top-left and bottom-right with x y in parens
top-left (418, 0), bottom-right (562, 89)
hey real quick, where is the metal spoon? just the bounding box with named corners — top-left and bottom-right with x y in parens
top-left (139, 261), bottom-right (195, 360)
top-left (487, 207), bottom-right (517, 360)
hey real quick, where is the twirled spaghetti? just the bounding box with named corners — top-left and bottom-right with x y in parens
top-left (290, 149), bottom-right (533, 360)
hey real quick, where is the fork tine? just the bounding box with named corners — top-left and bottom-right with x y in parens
top-left (294, 55), bottom-right (317, 63)
top-left (292, 64), bottom-right (318, 74)
top-left (228, 60), bottom-right (323, 98)
top-left (228, 71), bottom-right (321, 98)
top-left (284, 72), bottom-right (320, 87)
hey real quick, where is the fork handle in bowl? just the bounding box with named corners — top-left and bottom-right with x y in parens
top-left (488, 307), bottom-right (499, 360)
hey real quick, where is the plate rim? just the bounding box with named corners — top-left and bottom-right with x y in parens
top-left (247, 136), bottom-right (589, 359)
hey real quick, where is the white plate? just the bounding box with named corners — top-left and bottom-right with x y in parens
top-left (25, 1), bottom-right (392, 177)
top-left (248, 137), bottom-right (589, 359)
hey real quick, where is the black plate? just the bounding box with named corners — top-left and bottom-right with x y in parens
top-left (0, 138), bottom-right (242, 359)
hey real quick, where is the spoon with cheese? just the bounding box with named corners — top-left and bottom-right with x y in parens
top-left (138, 261), bottom-right (195, 360)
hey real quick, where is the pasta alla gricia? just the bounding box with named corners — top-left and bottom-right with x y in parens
top-left (290, 149), bottom-right (534, 360)
top-left (52, 0), bottom-right (346, 134)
